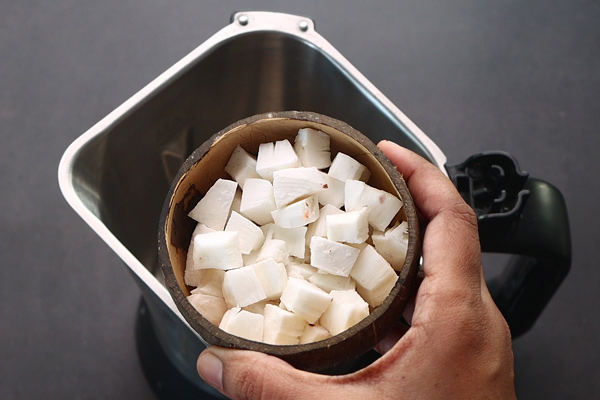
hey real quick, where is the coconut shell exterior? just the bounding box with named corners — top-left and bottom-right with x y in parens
top-left (158, 111), bottom-right (421, 371)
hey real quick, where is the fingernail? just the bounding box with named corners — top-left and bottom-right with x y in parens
top-left (197, 350), bottom-right (223, 391)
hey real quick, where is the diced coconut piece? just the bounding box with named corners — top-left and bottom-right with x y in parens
top-left (271, 195), bottom-right (319, 228)
top-left (285, 260), bottom-right (318, 280)
top-left (219, 308), bottom-right (264, 342)
top-left (250, 258), bottom-right (288, 300)
top-left (372, 221), bottom-right (409, 271)
top-left (256, 140), bottom-right (301, 180)
top-left (231, 188), bottom-right (242, 214)
top-left (190, 231), bottom-right (243, 270)
top-left (187, 293), bottom-right (227, 326)
top-left (239, 178), bottom-right (276, 225)
top-left (328, 153), bottom-right (370, 182)
top-left (243, 300), bottom-right (273, 315)
top-left (188, 179), bottom-right (238, 230)
top-left (188, 269), bottom-right (225, 297)
top-left (192, 223), bottom-right (216, 236)
top-left (222, 265), bottom-right (267, 307)
top-left (300, 324), bottom-right (332, 344)
top-left (279, 277), bottom-right (332, 324)
top-left (245, 224), bottom-right (280, 265)
top-left (309, 236), bottom-right (361, 277)
top-left (326, 207), bottom-right (369, 244)
top-left (256, 238), bottom-right (288, 264)
top-left (350, 244), bottom-right (398, 307)
top-left (260, 223), bottom-right (276, 241)
top-left (263, 304), bottom-right (308, 345)
top-left (225, 145), bottom-right (261, 188)
top-left (272, 167), bottom-right (328, 209)
top-left (348, 242), bottom-right (369, 251)
top-left (185, 223), bottom-right (216, 273)
top-left (345, 180), bottom-right (403, 231)
top-left (320, 290), bottom-right (370, 336)
top-left (242, 250), bottom-right (259, 266)
top-left (317, 172), bottom-right (345, 208)
top-left (294, 128), bottom-right (331, 169)
top-left (308, 272), bottom-right (356, 293)
top-left (184, 268), bottom-right (204, 287)
top-left (306, 204), bottom-right (344, 240)
top-left (225, 211), bottom-right (265, 254)
top-left (273, 225), bottom-right (307, 259)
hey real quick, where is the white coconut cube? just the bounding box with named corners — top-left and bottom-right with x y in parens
top-left (219, 308), bottom-right (264, 342)
top-left (278, 301), bottom-right (289, 311)
top-left (308, 272), bottom-right (356, 293)
top-left (188, 178), bottom-right (238, 230)
top-left (300, 324), bottom-right (332, 344)
top-left (345, 180), bottom-right (403, 231)
top-left (350, 244), bottom-right (398, 307)
top-left (250, 258), bottom-right (288, 300)
top-left (272, 225), bottom-right (307, 259)
top-left (320, 290), bottom-right (370, 336)
top-left (263, 304), bottom-right (308, 345)
top-left (255, 238), bottom-right (289, 264)
top-left (242, 300), bottom-right (273, 315)
top-left (306, 204), bottom-right (343, 239)
top-left (372, 221), bottom-right (409, 271)
top-left (272, 167), bottom-right (328, 209)
top-left (294, 128), bottom-right (331, 169)
top-left (326, 207), bottom-right (369, 244)
top-left (231, 188), bottom-right (242, 214)
top-left (190, 231), bottom-right (243, 270)
top-left (225, 145), bottom-right (261, 188)
top-left (239, 178), bottom-right (276, 225)
top-left (260, 222), bottom-right (276, 241)
top-left (309, 236), bottom-right (361, 277)
top-left (348, 242), bottom-right (369, 251)
top-left (184, 268), bottom-right (204, 287)
top-left (256, 140), bottom-right (301, 181)
top-left (316, 172), bottom-right (345, 209)
top-left (222, 265), bottom-right (267, 308)
top-left (242, 251), bottom-right (259, 267)
top-left (271, 195), bottom-right (320, 228)
top-left (225, 211), bottom-right (265, 254)
top-left (328, 152), bottom-right (370, 182)
top-left (185, 223), bottom-right (216, 273)
top-left (285, 260), bottom-right (318, 280)
top-left (279, 277), bottom-right (332, 324)
top-left (192, 222), bottom-right (217, 236)
top-left (187, 292), bottom-right (228, 326)
top-left (188, 268), bottom-right (225, 297)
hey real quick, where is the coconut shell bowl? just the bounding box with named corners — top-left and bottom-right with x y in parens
top-left (158, 111), bottom-right (421, 372)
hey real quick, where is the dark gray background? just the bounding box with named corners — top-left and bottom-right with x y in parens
top-left (1, 1), bottom-right (598, 399)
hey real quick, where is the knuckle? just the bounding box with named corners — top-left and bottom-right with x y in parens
top-left (437, 199), bottom-right (481, 260)
top-left (448, 200), bottom-right (478, 231)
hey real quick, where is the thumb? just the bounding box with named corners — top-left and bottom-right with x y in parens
top-left (197, 346), bottom-right (334, 400)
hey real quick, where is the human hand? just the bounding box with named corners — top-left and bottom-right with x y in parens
top-left (196, 140), bottom-right (516, 399)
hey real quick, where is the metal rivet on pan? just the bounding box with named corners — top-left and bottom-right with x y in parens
top-left (238, 15), bottom-right (249, 26)
top-left (299, 20), bottom-right (309, 32)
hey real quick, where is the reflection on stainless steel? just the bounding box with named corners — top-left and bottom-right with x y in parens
top-left (58, 11), bottom-right (445, 392)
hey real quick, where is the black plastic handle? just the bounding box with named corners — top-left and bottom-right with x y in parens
top-left (446, 152), bottom-right (571, 337)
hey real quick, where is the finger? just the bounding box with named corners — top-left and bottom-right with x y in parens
top-left (197, 346), bottom-right (337, 400)
top-left (377, 140), bottom-right (481, 289)
top-left (378, 140), bottom-right (472, 223)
